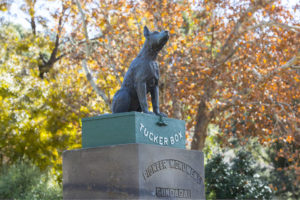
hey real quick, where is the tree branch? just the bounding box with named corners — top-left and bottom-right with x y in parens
top-left (216, 0), bottom-right (276, 66)
top-left (75, 0), bottom-right (111, 109)
top-left (260, 55), bottom-right (297, 81)
top-left (210, 55), bottom-right (298, 118)
top-left (38, 3), bottom-right (66, 78)
top-left (26, 0), bottom-right (37, 35)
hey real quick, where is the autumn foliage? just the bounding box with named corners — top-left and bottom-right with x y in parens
top-left (0, 0), bottom-right (299, 196)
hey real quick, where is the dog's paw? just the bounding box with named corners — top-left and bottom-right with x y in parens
top-left (143, 111), bottom-right (155, 115)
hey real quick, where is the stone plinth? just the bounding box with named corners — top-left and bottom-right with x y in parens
top-left (82, 112), bottom-right (186, 149)
top-left (63, 144), bottom-right (205, 199)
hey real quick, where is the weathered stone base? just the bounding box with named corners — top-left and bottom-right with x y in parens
top-left (63, 144), bottom-right (205, 199)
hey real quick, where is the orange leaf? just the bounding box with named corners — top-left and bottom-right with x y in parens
top-left (286, 136), bottom-right (293, 143)
top-left (263, 58), bottom-right (267, 64)
top-left (272, 4), bottom-right (275, 11)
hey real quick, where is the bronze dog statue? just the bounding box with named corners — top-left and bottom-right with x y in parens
top-left (112, 26), bottom-right (169, 117)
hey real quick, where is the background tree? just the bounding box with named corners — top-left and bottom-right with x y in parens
top-left (266, 140), bottom-right (299, 198)
top-left (0, 159), bottom-right (62, 200)
top-left (0, 1), bottom-right (108, 179)
top-left (205, 151), bottom-right (272, 199)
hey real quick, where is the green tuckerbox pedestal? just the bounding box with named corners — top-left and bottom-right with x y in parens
top-left (82, 112), bottom-right (186, 149)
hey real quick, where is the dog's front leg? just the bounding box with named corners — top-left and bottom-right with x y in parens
top-left (151, 86), bottom-right (167, 117)
top-left (136, 82), bottom-right (150, 114)
top-left (151, 86), bottom-right (159, 115)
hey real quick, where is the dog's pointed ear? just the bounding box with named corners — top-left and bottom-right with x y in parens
top-left (144, 26), bottom-right (150, 38)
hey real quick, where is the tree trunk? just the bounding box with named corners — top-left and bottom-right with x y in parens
top-left (170, 78), bottom-right (181, 119)
top-left (191, 100), bottom-right (210, 150)
top-left (172, 98), bottom-right (181, 119)
top-left (31, 16), bottom-right (36, 35)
